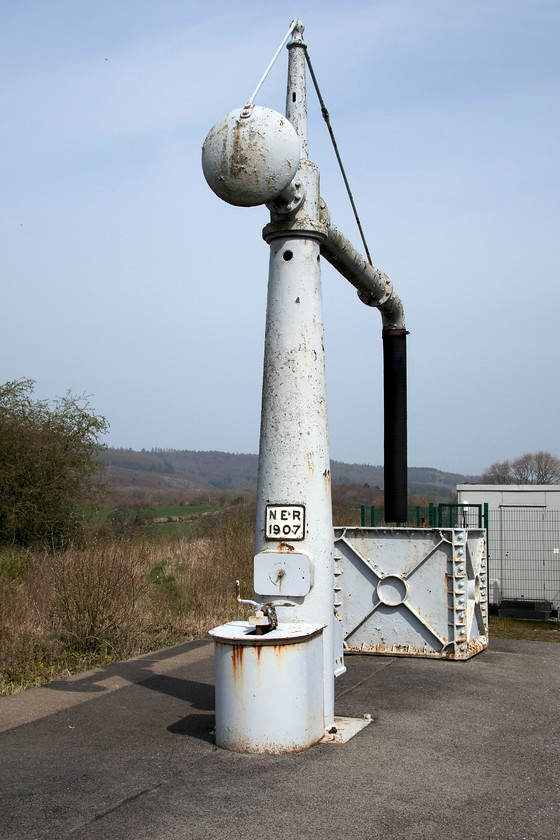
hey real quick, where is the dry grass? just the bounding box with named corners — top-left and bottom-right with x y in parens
top-left (0, 510), bottom-right (254, 695)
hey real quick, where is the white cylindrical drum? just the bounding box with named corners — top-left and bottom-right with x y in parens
top-left (209, 621), bottom-right (325, 753)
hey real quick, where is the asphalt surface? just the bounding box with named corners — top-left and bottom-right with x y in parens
top-left (1, 637), bottom-right (559, 840)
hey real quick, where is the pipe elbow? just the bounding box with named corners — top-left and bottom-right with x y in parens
top-left (319, 203), bottom-right (406, 331)
top-left (380, 293), bottom-right (406, 332)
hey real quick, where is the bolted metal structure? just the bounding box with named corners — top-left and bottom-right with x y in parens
top-left (204, 20), bottom-right (407, 752)
top-left (334, 527), bottom-right (489, 659)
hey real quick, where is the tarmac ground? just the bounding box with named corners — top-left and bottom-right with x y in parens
top-left (1, 636), bottom-right (559, 840)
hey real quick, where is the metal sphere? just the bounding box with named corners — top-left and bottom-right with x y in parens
top-left (201, 105), bottom-right (300, 207)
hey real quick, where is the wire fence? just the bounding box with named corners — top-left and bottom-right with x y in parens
top-left (485, 508), bottom-right (560, 611)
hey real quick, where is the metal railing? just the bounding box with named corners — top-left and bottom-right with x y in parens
top-left (358, 503), bottom-right (485, 528)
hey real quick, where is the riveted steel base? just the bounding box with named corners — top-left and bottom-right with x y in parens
top-left (319, 715), bottom-right (373, 744)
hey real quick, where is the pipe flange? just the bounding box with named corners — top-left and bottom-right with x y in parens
top-left (266, 178), bottom-right (306, 215)
top-left (357, 275), bottom-right (393, 308)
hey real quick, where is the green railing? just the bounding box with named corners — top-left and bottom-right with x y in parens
top-left (359, 502), bottom-right (488, 529)
top-left (359, 505), bottom-right (433, 527)
top-left (436, 503), bottom-right (488, 529)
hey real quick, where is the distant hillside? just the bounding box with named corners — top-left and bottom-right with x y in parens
top-left (98, 448), bottom-right (478, 500)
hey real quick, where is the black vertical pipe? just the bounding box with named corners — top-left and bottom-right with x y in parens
top-left (383, 329), bottom-right (408, 523)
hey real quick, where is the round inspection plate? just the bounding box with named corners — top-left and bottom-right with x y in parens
top-left (376, 575), bottom-right (408, 607)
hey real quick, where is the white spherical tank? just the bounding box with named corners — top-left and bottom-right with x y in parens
top-left (201, 104), bottom-right (300, 207)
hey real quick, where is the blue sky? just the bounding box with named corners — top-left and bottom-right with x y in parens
top-left (2, 0), bottom-right (559, 474)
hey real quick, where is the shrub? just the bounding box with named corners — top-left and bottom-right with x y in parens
top-left (0, 379), bottom-right (108, 548)
top-left (49, 543), bottom-right (147, 654)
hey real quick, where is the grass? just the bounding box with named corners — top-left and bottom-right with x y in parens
top-left (152, 504), bottom-right (218, 518)
top-left (94, 503), bottom-right (220, 524)
top-left (489, 615), bottom-right (560, 643)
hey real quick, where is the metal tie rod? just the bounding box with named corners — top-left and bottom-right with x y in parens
top-left (247, 20), bottom-right (299, 105)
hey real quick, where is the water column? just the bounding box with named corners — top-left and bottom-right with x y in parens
top-left (203, 20), bottom-right (340, 751)
top-left (254, 21), bottom-right (336, 728)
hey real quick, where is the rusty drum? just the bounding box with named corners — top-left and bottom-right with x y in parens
top-left (209, 621), bottom-right (325, 753)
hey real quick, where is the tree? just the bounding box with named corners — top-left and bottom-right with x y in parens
top-left (0, 379), bottom-right (108, 547)
top-left (480, 459), bottom-right (513, 484)
top-left (481, 451), bottom-right (560, 485)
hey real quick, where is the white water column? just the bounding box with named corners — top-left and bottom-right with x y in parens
top-left (254, 22), bottom-right (336, 728)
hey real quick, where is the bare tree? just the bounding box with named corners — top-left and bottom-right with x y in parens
top-left (480, 460), bottom-right (512, 484)
top-left (511, 451), bottom-right (560, 484)
top-left (481, 452), bottom-right (560, 485)
top-left (511, 454), bottom-right (535, 483)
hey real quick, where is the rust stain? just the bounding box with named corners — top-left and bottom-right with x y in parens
top-left (231, 644), bottom-right (244, 675)
top-left (345, 639), bottom-right (489, 661)
top-left (229, 122), bottom-right (248, 183)
top-left (467, 636), bottom-right (488, 656)
top-left (230, 739), bottom-right (320, 755)
top-left (278, 541), bottom-right (295, 552)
